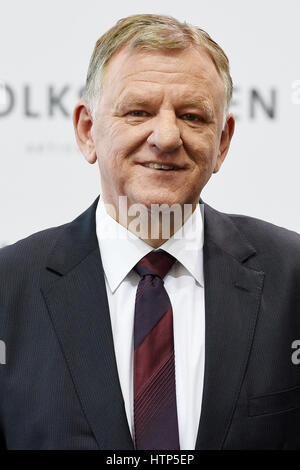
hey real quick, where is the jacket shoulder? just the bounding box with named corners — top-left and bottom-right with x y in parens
top-left (0, 223), bottom-right (68, 278)
top-left (226, 212), bottom-right (300, 266)
top-left (0, 196), bottom-right (99, 285)
top-left (227, 212), bottom-right (300, 244)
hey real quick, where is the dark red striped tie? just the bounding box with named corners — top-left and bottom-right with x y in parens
top-left (133, 249), bottom-right (180, 450)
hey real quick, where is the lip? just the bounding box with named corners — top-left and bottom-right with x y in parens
top-left (138, 162), bottom-right (184, 171)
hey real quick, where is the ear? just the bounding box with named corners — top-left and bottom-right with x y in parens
top-left (213, 113), bottom-right (235, 173)
top-left (73, 100), bottom-right (97, 164)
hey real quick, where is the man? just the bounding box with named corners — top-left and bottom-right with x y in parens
top-left (0, 14), bottom-right (300, 450)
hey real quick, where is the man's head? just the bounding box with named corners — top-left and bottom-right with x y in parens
top-left (74, 14), bottom-right (235, 216)
top-left (82, 14), bottom-right (233, 120)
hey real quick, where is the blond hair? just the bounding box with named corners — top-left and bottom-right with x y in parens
top-left (83, 14), bottom-right (233, 121)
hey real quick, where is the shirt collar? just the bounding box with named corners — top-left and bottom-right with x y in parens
top-left (96, 195), bottom-right (204, 293)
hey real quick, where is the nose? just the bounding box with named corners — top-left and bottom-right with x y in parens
top-left (147, 111), bottom-right (182, 152)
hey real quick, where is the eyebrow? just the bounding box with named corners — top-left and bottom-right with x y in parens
top-left (182, 98), bottom-right (214, 120)
top-left (113, 97), bottom-right (150, 112)
top-left (114, 96), bottom-right (214, 119)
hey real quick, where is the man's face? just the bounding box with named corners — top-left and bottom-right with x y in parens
top-left (83, 45), bottom-right (233, 210)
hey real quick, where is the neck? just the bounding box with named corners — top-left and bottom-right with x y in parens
top-left (102, 196), bottom-right (198, 248)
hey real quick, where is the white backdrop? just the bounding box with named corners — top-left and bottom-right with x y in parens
top-left (1, 0), bottom-right (299, 247)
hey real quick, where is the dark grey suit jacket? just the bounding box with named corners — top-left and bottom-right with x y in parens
top-left (0, 195), bottom-right (300, 449)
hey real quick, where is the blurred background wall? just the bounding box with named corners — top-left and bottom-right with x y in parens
top-left (1, 0), bottom-right (299, 246)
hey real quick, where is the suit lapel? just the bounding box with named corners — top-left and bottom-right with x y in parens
top-left (40, 196), bottom-right (134, 450)
top-left (195, 203), bottom-right (265, 449)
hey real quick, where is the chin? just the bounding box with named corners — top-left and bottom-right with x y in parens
top-left (132, 186), bottom-right (182, 205)
top-left (132, 194), bottom-right (182, 210)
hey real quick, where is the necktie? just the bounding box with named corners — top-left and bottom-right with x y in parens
top-left (133, 249), bottom-right (180, 450)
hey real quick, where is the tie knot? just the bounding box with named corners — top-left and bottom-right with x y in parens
top-left (134, 250), bottom-right (176, 279)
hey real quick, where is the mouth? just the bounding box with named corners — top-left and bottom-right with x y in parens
top-left (139, 162), bottom-right (182, 171)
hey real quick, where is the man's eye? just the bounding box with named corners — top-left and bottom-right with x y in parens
top-left (182, 113), bottom-right (204, 122)
top-left (127, 110), bottom-right (149, 117)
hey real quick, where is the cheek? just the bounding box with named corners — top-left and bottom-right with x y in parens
top-left (93, 124), bottom-right (121, 165)
top-left (187, 130), bottom-right (220, 168)
top-left (95, 119), bottom-right (143, 161)
top-left (94, 126), bottom-right (134, 187)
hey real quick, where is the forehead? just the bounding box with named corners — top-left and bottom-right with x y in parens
top-left (101, 45), bottom-right (225, 108)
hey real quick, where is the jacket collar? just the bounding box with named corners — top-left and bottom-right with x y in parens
top-left (45, 195), bottom-right (256, 276)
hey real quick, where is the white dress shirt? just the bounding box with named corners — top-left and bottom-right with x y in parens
top-left (96, 196), bottom-right (205, 450)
